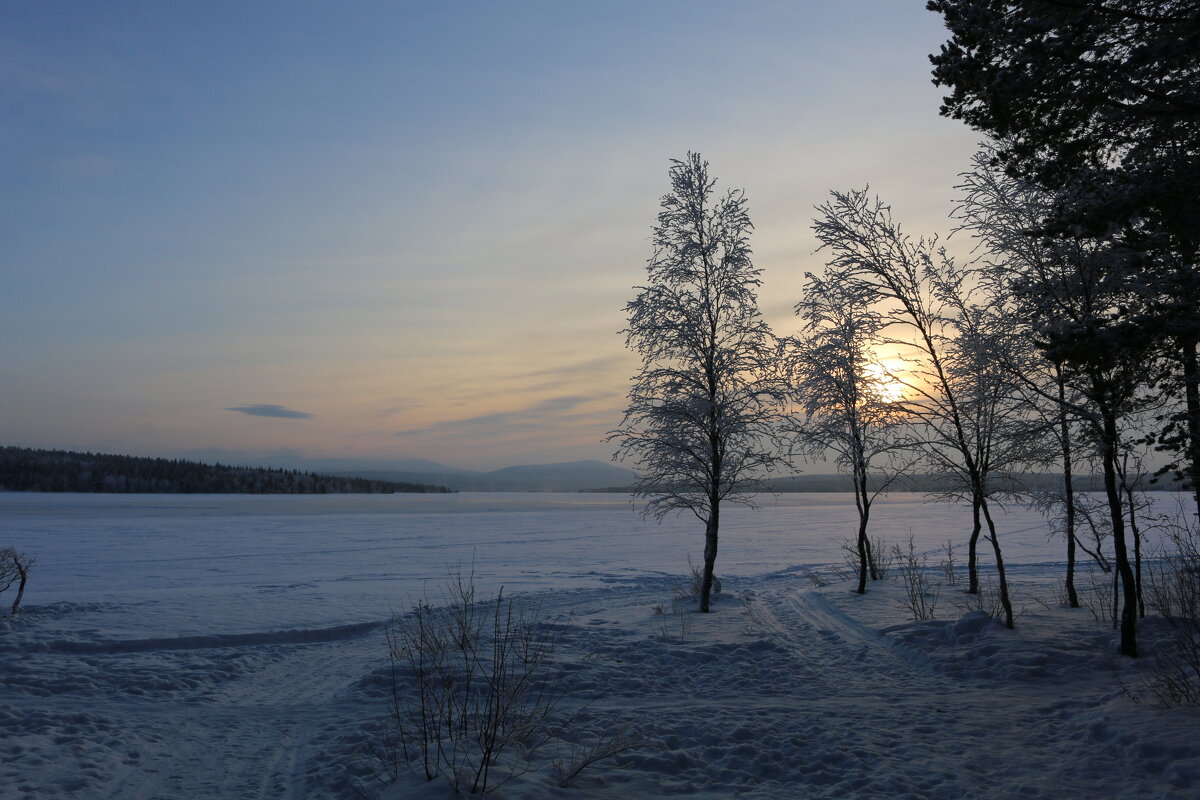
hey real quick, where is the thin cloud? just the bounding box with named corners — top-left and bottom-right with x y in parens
top-left (226, 404), bottom-right (314, 420)
top-left (393, 395), bottom-right (591, 439)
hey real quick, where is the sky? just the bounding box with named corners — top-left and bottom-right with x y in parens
top-left (1, 1), bottom-right (983, 472)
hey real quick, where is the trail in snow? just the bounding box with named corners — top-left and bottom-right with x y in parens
top-left (549, 576), bottom-right (1197, 799)
top-left (5, 574), bottom-right (1199, 799)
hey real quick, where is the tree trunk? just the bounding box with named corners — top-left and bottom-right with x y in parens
top-left (855, 474), bottom-right (872, 594)
top-left (979, 499), bottom-right (1014, 628)
top-left (1182, 338), bottom-right (1200, 520)
top-left (967, 498), bottom-right (982, 594)
top-left (1058, 368), bottom-right (1080, 607)
top-left (856, 515), bottom-right (870, 595)
top-left (700, 504), bottom-right (719, 613)
top-left (1125, 482), bottom-right (1145, 619)
top-left (1101, 411), bottom-right (1138, 657)
top-left (11, 570), bottom-right (27, 615)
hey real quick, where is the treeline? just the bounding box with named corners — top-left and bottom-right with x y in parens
top-left (0, 447), bottom-right (453, 494)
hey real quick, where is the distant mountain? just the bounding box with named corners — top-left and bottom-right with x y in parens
top-left (329, 460), bottom-right (637, 492)
top-left (483, 461), bottom-right (637, 491)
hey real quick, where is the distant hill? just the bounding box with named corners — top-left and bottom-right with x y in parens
top-left (586, 471), bottom-right (1188, 494)
top-left (329, 460), bottom-right (638, 492)
top-left (0, 447), bottom-right (453, 494)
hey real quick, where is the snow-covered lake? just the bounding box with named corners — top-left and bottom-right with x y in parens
top-left (3, 492), bottom-right (1197, 799)
top-left (6, 490), bottom-right (1184, 638)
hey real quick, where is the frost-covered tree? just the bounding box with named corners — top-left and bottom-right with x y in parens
top-left (954, 152), bottom-right (1152, 655)
top-left (813, 188), bottom-right (1023, 628)
top-left (787, 273), bottom-right (911, 594)
top-left (611, 153), bottom-right (784, 613)
top-left (955, 154), bottom-right (1089, 607)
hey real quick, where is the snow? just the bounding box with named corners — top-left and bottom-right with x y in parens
top-left (1, 491), bottom-right (1197, 798)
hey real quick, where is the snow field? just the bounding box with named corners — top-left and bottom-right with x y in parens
top-left (1, 492), bottom-right (1198, 798)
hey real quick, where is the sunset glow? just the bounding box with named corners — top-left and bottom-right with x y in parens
top-left (1, 3), bottom-right (978, 471)
top-left (864, 360), bottom-right (907, 403)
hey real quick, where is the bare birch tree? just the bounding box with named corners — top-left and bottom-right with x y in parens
top-left (812, 188), bottom-right (1020, 628)
top-left (954, 152), bottom-right (1152, 655)
top-left (611, 153), bottom-right (784, 613)
top-left (787, 272), bottom-right (911, 594)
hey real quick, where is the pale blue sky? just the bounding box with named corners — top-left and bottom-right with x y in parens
top-left (2, 1), bottom-right (980, 470)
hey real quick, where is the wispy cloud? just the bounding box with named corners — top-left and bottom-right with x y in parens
top-left (226, 404), bottom-right (314, 419)
top-left (394, 395), bottom-right (593, 439)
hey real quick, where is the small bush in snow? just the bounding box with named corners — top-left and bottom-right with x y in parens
top-left (552, 720), bottom-right (643, 788)
top-left (0, 548), bottom-right (34, 615)
top-left (656, 600), bottom-right (693, 643)
top-left (672, 554), bottom-right (721, 603)
top-left (870, 535), bottom-right (893, 580)
top-left (956, 577), bottom-right (1006, 622)
top-left (894, 536), bottom-right (939, 622)
top-left (1080, 565), bottom-right (1117, 625)
top-left (364, 567), bottom-right (639, 796)
top-left (940, 539), bottom-right (958, 586)
top-left (1140, 522), bottom-right (1200, 706)
top-left (838, 536), bottom-right (891, 582)
top-left (370, 568), bottom-right (566, 796)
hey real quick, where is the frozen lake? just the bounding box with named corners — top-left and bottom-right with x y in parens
top-left (1, 491), bottom-right (1190, 637)
top-left (3, 491), bottom-right (1197, 799)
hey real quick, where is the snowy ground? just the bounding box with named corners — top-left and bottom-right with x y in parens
top-left (1, 492), bottom-right (1197, 798)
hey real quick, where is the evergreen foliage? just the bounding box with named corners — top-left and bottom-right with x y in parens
top-left (0, 447), bottom-right (453, 494)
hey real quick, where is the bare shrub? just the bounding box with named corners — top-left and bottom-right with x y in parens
top-left (939, 539), bottom-right (958, 585)
top-left (553, 720), bottom-right (644, 788)
top-left (672, 554), bottom-right (721, 602)
top-left (956, 577), bottom-right (1005, 620)
top-left (835, 538), bottom-right (859, 581)
top-left (870, 535), bottom-right (893, 580)
top-left (894, 536), bottom-right (939, 621)
top-left (656, 599), bottom-right (693, 643)
top-left (827, 558), bottom-right (853, 582)
top-left (840, 536), bottom-right (892, 582)
top-left (0, 548), bottom-right (34, 615)
top-left (1051, 579), bottom-right (1073, 608)
top-left (372, 568), bottom-right (567, 796)
top-left (1080, 565), bottom-right (1117, 625)
top-left (1029, 593), bottom-right (1054, 612)
top-left (1140, 521), bottom-right (1200, 706)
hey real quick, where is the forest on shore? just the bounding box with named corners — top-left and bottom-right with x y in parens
top-left (0, 447), bottom-right (453, 494)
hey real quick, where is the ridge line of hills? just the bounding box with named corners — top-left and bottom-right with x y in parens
top-left (2, 446), bottom-right (1188, 494)
top-left (242, 455), bottom-right (1185, 493)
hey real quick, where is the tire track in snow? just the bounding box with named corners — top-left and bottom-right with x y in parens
top-left (107, 631), bottom-right (381, 800)
top-left (734, 584), bottom-right (1044, 797)
top-left (735, 582), bottom-right (1164, 799)
top-left (739, 586), bottom-right (932, 690)
top-left (35, 621), bottom-right (383, 654)
top-left (83, 580), bottom-right (678, 800)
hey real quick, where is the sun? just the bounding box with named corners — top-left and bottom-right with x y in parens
top-left (863, 361), bottom-right (906, 403)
